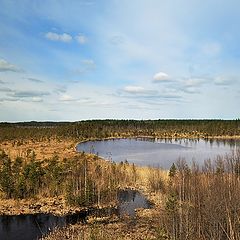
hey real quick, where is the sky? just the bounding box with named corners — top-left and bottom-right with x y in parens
top-left (0, 0), bottom-right (240, 121)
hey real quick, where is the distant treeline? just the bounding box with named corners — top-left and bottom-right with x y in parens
top-left (0, 119), bottom-right (240, 141)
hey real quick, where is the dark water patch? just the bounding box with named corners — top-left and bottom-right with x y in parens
top-left (0, 190), bottom-right (149, 240)
top-left (117, 189), bottom-right (152, 218)
top-left (0, 214), bottom-right (66, 240)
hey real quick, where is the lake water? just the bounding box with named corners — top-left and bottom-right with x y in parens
top-left (0, 190), bottom-right (150, 240)
top-left (77, 138), bottom-right (239, 168)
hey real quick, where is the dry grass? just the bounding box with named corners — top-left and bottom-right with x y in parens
top-left (0, 138), bottom-right (77, 161)
top-left (43, 207), bottom-right (164, 240)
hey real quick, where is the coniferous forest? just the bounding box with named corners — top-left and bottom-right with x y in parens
top-left (1, 119), bottom-right (240, 141)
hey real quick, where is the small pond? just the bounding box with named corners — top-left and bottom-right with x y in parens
top-left (0, 190), bottom-right (150, 240)
top-left (77, 138), bottom-right (239, 168)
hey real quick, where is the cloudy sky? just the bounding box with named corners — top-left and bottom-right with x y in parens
top-left (0, 0), bottom-right (240, 121)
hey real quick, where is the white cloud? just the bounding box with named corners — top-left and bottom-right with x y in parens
top-left (184, 78), bottom-right (207, 87)
top-left (153, 72), bottom-right (170, 82)
top-left (75, 34), bottom-right (88, 44)
top-left (59, 94), bottom-right (75, 101)
top-left (0, 59), bottom-right (22, 72)
top-left (45, 32), bottom-right (72, 42)
top-left (124, 86), bottom-right (146, 94)
top-left (32, 97), bottom-right (43, 102)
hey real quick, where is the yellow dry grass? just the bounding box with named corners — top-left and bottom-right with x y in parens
top-left (0, 138), bottom-right (77, 161)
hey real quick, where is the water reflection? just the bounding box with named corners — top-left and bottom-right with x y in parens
top-left (117, 189), bottom-right (151, 218)
top-left (77, 138), bottom-right (239, 168)
top-left (0, 190), bottom-right (149, 240)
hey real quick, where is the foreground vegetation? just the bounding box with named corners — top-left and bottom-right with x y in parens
top-left (0, 149), bottom-right (140, 213)
top-left (44, 150), bottom-right (240, 240)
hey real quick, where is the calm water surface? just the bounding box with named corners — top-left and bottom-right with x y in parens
top-left (0, 190), bottom-right (149, 240)
top-left (77, 138), bottom-right (239, 168)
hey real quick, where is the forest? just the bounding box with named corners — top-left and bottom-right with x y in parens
top-left (0, 119), bottom-right (240, 141)
top-left (0, 149), bottom-right (137, 207)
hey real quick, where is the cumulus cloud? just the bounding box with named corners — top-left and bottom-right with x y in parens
top-left (75, 34), bottom-right (88, 44)
top-left (153, 72), bottom-right (170, 82)
top-left (59, 94), bottom-right (75, 102)
top-left (45, 32), bottom-right (72, 42)
top-left (31, 97), bottom-right (43, 102)
top-left (0, 59), bottom-right (22, 72)
top-left (59, 94), bottom-right (95, 104)
top-left (124, 86), bottom-right (150, 94)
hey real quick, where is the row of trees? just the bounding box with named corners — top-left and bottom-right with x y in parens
top-left (157, 149), bottom-right (240, 240)
top-left (0, 150), bottom-right (137, 207)
top-left (0, 119), bottom-right (240, 141)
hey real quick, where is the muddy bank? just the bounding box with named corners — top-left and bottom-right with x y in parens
top-left (0, 197), bottom-right (85, 216)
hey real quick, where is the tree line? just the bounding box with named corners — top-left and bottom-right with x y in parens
top-left (0, 119), bottom-right (240, 141)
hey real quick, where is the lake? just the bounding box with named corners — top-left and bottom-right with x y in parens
top-left (77, 138), bottom-right (239, 168)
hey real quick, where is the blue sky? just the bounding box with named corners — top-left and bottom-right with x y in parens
top-left (0, 0), bottom-right (239, 121)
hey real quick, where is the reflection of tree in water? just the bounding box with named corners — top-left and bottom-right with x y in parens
top-left (0, 214), bottom-right (69, 240)
top-left (0, 215), bottom-right (13, 232)
top-left (90, 145), bottom-right (95, 154)
top-left (132, 191), bottom-right (136, 202)
top-left (106, 152), bottom-right (112, 161)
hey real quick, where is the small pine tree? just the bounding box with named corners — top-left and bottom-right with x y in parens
top-left (0, 156), bottom-right (14, 198)
top-left (169, 163), bottom-right (177, 178)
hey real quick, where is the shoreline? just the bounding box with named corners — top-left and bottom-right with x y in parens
top-left (0, 196), bottom-right (118, 217)
top-left (75, 134), bottom-right (240, 151)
